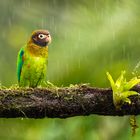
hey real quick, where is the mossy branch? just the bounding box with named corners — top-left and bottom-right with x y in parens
top-left (0, 84), bottom-right (140, 118)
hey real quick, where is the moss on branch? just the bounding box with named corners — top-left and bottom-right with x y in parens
top-left (0, 84), bottom-right (140, 118)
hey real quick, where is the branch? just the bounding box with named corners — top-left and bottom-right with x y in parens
top-left (0, 84), bottom-right (140, 118)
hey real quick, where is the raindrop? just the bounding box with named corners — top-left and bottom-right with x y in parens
top-left (132, 61), bottom-right (140, 77)
top-left (8, 18), bottom-right (12, 27)
top-left (78, 58), bottom-right (81, 69)
top-left (41, 17), bottom-right (45, 29)
top-left (27, 0), bottom-right (31, 7)
top-left (23, 0), bottom-right (31, 8)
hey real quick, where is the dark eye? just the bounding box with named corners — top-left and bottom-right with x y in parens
top-left (38, 34), bottom-right (46, 39)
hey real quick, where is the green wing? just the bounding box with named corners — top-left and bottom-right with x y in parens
top-left (17, 47), bottom-right (25, 82)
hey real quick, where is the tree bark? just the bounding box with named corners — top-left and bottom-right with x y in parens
top-left (0, 84), bottom-right (140, 118)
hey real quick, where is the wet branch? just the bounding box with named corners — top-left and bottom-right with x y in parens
top-left (0, 84), bottom-right (140, 118)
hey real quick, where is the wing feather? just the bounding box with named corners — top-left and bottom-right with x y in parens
top-left (17, 47), bottom-right (25, 82)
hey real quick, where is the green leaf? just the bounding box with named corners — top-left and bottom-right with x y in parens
top-left (115, 71), bottom-right (125, 88)
top-left (106, 72), bottom-right (115, 91)
top-left (123, 98), bottom-right (131, 104)
top-left (122, 91), bottom-right (139, 98)
top-left (124, 78), bottom-right (140, 91)
top-left (107, 71), bottom-right (140, 110)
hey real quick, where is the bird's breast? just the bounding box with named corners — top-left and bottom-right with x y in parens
top-left (27, 42), bottom-right (48, 58)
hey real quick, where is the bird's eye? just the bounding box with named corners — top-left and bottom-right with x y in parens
top-left (38, 34), bottom-right (46, 39)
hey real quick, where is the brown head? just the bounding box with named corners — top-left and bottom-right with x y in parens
top-left (30, 30), bottom-right (51, 47)
top-left (27, 30), bottom-right (51, 57)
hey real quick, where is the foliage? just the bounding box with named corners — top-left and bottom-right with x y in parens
top-left (107, 71), bottom-right (140, 109)
top-left (107, 71), bottom-right (140, 136)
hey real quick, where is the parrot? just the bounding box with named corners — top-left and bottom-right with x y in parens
top-left (17, 29), bottom-right (51, 88)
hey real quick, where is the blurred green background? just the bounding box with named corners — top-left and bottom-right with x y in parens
top-left (0, 0), bottom-right (140, 139)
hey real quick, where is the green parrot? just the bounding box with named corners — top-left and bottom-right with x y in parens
top-left (17, 30), bottom-right (51, 88)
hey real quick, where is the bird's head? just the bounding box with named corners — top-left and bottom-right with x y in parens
top-left (31, 30), bottom-right (51, 47)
